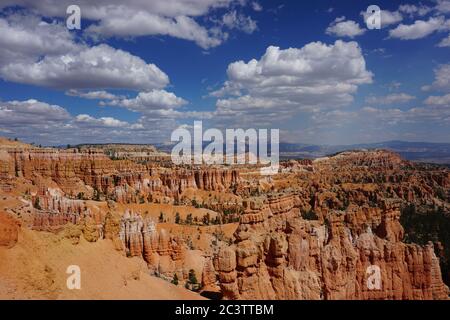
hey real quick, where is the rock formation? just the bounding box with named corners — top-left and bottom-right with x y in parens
top-left (1, 140), bottom-right (449, 300)
top-left (0, 212), bottom-right (19, 248)
top-left (215, 193), bottom-right (449, 300)
top-left (0, 147), bottom-right (240, 204)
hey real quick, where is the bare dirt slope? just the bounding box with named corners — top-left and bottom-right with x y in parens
top-left (0, 228), bottom-right (205, 300)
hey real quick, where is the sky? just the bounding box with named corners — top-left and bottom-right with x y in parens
top-left (0, 0), bottom-right (449, 146)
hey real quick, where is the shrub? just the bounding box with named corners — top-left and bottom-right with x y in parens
top-left (302, 210), bottom-right (318, 220)
top-left (33, 198), bottom-right (42, 210)
top-left (171, 273), bottom-right (179, 286)
top-left (185, 269), bottom-right (200, 291)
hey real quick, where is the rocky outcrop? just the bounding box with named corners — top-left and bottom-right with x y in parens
top-left (314, 150), bottom-right (403, 170)
top-left (0, 148), bottom-right (240, 204)
top-left (216, 194), bottom-right (449, 300)
top-left (118, 210), bottom-right (192, 280)
top-left (201, 257), bottom-right (217, 288)
top-left (0, 212), bottom-right (20, 248)
top-left (32, 212), bottom-right (81, 232)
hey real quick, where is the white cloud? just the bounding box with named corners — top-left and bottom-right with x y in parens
top-left (0, 99), bottom-right (71, 127)
top-left (0, 99), bottom-right (131, 131)
top-left (0, 0), bottom-right (235, 20)
top-left (361, 10), bottom-right (403, 28)
top-left (86, 12), bottom-right (224, 49)
top-left (1, 44), bottom-right (169, 90)
top-left (380, 10), bottom-right (404, 27)
top-left (0, 0), bottom-right (255, 49)
top-left (438, 34), bottom-right (450, 47)
top-left (222, 10), bottom-right (258, 34)
top-left (424, 93), bottom-right (450, 105)
top-left (422, 64), bottom-right (450, 92)
top-left (398, 4), bottom-right (432, 17)
top-left (360, 104), bottom-right (450, 125)
top-left (280, 99), bottom-right (450, 144)
top-left (0, 14), bottom-right (78, 65)
top-left (211, 40), bottom-right (373, 125)
top-left (75, 114), bottom-right (129, 127)
top-left (0, 98), bottom-right (182, 144)
top-left (252, 2), bottom-right (262, 12)
top-left (387, 81), bottom-right (402, 91)
top-left (389, 16), bottom-right (447, 40)
top-left (105, 89), bottom-right (187, 113)
top-left (326, 17), bottom-right (365, 38)
top-left (365, 93), bottom-right (416, 105)
top-left (436, 0), bottom-right (450, 14)
top-left (66, 90), bottom-right (121, 100)
top-left (0, 13), bottom-right (173, 91)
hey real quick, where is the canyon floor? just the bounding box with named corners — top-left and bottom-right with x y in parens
top-left (0, 137), bottom-right (449, 300)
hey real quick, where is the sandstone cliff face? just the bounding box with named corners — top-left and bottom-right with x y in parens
top-left (1, 148), bottom-right (240, 204)
top-left (0, 212), bottom-right (19, 248)
top-left (310, 150), bottom-right (449, 210)
top-left (118, 210), bottom-right (187, 279)
top-left (216, 194), bottom-right (449, 300)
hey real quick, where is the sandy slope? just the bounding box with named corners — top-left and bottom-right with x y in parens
top-left (0, 228), bottom-right (205, 300)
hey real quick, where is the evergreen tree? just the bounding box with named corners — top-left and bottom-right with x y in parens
top-left (188, 269), bottom-right (198, 285)
top-left (186, 213), bottom-right (193, 225)
top-left (171, 273), bottom-right (179, 286)
top-left (34, 198), bottom-right (42, 210)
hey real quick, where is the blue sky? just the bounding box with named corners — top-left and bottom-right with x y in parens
top-left (0, 0), bottom-right (449, 145)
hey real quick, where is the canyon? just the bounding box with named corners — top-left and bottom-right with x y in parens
top-left (0, 137), bottom-right (449, 300)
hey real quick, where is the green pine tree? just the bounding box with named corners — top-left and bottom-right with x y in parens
top-left (171, 273), bottom-right (179, 286)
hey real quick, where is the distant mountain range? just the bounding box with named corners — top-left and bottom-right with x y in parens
top-left (155, 140), bottom-right (450, 164)
top-left (277, 141), bottom-right (450, 164)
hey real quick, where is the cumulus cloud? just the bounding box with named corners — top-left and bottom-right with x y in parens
top-left (86, 12), bottom-right (224, 49)
top-left (0, 14), bottom-right (78, 65)
top-left (0, 0), bottom-right (233, 17)
top-left (380, 10), bottom-right (404, 26)
top-left (326, 17), bottom-right (365, 38)
top-left (422, 64), bottom-right (450, 92)
top-left (398, 4), bottom-right (432, 17)
top-left (75, 114), bottom-right (129, 127)
top-left (215, 95), bottom-right (298, 121)
top-left (436, 0), bottom-right (450, 14)
top-left (0, 98), bottom-right (180, 144)
top-left (210, 40), bottom-right (373, 125)
top-left (0, 0), bottom-right (256, 49)
top-left (305, 101), bottom-right (450, 143)
top-left (0, 13), bottom-right (171, 91)
top-left (0, 9), bottom-right (204, 143)
top-left (424, 93), bottom-right (450, 105)
top-left (1, 44), bottom-right (169, 90)
top-left (438, 34), bottom-right (450, 47)
top-left (281, 99), bottom-right (450, 144)
top-left (389, 16), bottom-right (448, 40)
top-left (361, 9), bottom-right (403, 28)
top-left (365, 93), bottom-right (416, 105)
top-left (66, 90), bottom-right (121, 100)
top-left (360, 104), bottom-right (450, 125)
top-left (0, 99), bottom-right (132, 131)
top-left (222, 10), bottom-right (258, 34)
top-left (105, 89), bottom-right (188, 112)
top-left (0, 99), bottom-right (71, 127)
top-left (252, 2), bottom-right (263, 12)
